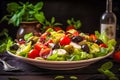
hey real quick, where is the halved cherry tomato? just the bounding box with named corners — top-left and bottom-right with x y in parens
top-left (73, 31), bottom-right (79, 36)
top-left (89, 34), bottom-right (97, 41)
top-left (66, 26), bottom-right (75, 31)
top-left (99, 43), bottom-right (108, 48)
top-left (39, 48), bottom-right (51, 58)
top-left (60, 35), bottom-right (71, 46)
top-left (40, 32), bottom-right (51, 39)
top-left (54, 27), bottom-right (62, 31)
top-left (44, 39), bottom-right (53, 46)
top-left (28, 49), bottom-right (39, 59)
top-left (113, 51), bottom-right (120, 63)
top-left (34, 43), bottom-right (48, 51)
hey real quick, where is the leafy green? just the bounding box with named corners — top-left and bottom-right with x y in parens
top-left (0, 1), bottom-right (45, 26)
top-left (24, 32), bottom-right (33, 41)
top-left (67, 18), bottom-right (82, 29)
top-left (47, 53), bottom-right (58, 61)
top-left (98, 61), bottom-right (119, 80)
top-left (0, 29), bottom-right (13, 53)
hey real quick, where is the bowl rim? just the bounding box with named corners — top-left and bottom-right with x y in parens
top-left (7, 49), bottom-right (114, 64)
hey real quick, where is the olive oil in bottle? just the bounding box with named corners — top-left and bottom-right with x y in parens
top-left (100, 0), bottom-right (117, 39)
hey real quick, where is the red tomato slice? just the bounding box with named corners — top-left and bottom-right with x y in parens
top-left (73, 31), bottom-right (79, 36)
top-left (44, 39), bottom-right (53, 46)
top-left (99, 43), bottom-right (108, 48)
top-left (113, 51), bottom-right (120, 63)
top-left (54, 27), bottom-right (62, 31)
top-left (60, 35), bottom-right (71, 46)
top-left (34, 43), bottom-right (48, 51)
top-left (66, 26), bottom-right (75, 31)
top-left (28, 49), bottom-right (39, 59)
top-left (39, 48), bottom-right (51, 58)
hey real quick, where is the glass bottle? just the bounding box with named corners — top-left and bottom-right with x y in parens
top-left (100, 0), bottom-right (117, 39)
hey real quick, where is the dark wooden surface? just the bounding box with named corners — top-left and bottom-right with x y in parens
top-left (0, 40), bottom-right (120, 80)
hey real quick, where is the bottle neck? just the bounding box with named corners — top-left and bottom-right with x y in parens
top-left (106, 0), bottom-right (112, 13)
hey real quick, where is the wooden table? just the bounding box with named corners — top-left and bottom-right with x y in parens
top-left (0, 52), bottom-right (120, 80)
top-left (0, 39), bottom-right (120, 80)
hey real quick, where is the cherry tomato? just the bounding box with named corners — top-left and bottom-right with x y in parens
top-left (39, 48), bottom-right (51, 58)
top-left (40, 32), bottom-right (51, 39)
top-left (73, 31), bottom-right (79, 36)
top-left (34, 43), bottom-right (48, 51)
top-left (66, 26), bottom-right (75, 31)
top-left (99, 43), bottom-right (108, 48)
top-left (44, 39), bottom-right (53, 46)
top-left (89, 34), bottom-right (97, 41)
top-left (28, 49), bottom-right (39, 59)
top-left (60, 35), bottom-right (71, 46)
top-left (54, 27), bottom-right (62, 31)
top-left (113, 51), bottom-right (120, 63)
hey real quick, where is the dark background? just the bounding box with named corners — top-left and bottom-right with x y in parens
top-left (0, 0), bottom-right (120, 39)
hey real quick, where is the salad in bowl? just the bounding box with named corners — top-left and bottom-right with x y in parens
top-left (8, 28), bottom-right (116, 70)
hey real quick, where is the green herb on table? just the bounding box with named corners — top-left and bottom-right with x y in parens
top-left (54, 75), bottom-right (78, 80)
top-left (98, 61), bottom-right (119, 80)
top-left (54, 75), bottom-right (65, 80)
top-left (69, 76), bottom-right (78, 80)
top-left (0, 29), bottom-right (13, 53)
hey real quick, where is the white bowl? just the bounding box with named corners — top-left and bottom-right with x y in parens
top-left (7, 50), bottom-right (113, 70)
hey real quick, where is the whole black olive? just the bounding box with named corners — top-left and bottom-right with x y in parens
top-left (95, 39), bottom-right (103, 45)
top-left (81, 44), bottom-right (90, 53)
top-left (52, 44), bottom-right (60, 50)
top-left (10, 44), bottom-right (19, 50)
top-left (72, 36), bottom-right (83, 43)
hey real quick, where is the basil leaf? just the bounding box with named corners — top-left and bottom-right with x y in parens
top-left (51, 17), bottom-right (55, 24)
top-left (34, 12), bottom-right (45, 24)
top-left (101, 61), bottom-right (113, 70)
top-left (8, 13), bottom-right (17, 26)
top-left (34, 2), bottom-right (43, 11)
top-left (7, 2), bottom-right (20, 12)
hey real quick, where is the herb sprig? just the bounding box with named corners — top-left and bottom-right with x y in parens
top-left (98, 61), bottom-right (119, 80)
top-left (0, 1), bottom-right (45, 26)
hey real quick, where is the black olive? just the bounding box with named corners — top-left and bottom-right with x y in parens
top-left (52, 44), bottom-right (60, 50)
top-left (10, 44), bottom-right (19, 50)
top-left (72, 36), bottom-right (83, 43)
top-left (94, 39), bottom-right (103, 45)
top-left (81, 44), bottom-right (90, 53)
